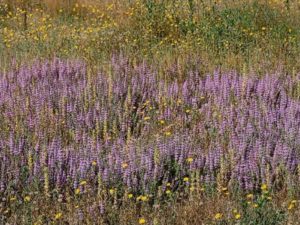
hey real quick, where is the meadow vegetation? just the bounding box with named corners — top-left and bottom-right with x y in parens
top-left (1, 0), bottom-right (300, 73)
top-left (0, 1), bottom-right (300, 225)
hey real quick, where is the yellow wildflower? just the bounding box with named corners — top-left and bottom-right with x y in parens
top-left (186, 157), bottom-right (193, 163)
top-left (141, 195), bottom-right (148, 201)
top-left (165, 190), bottom-right (171, 194)
top-left (214, 213), bottom-right (222, 220)
top-left (246, 193), bottom-right (254, 199)
top-left (139, 218), bottom-right (146, 224)
top-left (75, 188), bottom-right (80, 195)
top-left (24, 196), bottom-right (31, 202)
top-left (137, 195), bottom-right (149, 201)
top-left (235, 213), bottom-right (241, 220)
top-left (128, 193), bottom-right (133, 199)
top-left (165, 131), bottom-right (171, 136)
top-left (55, 212), bottom-right (62, 220)
top-left (183, 177), bottom-right (189, 182)
top-left (109, 189), bottom-right (115, 195)
top-left (261, 184), bottom-right (267, 191)
top-left (144, 116), bottom-right (151, 121)
top-left (122, 162), bottom-right (128, 169)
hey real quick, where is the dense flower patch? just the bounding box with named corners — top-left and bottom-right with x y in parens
top-left (0, 58), bottom-right (299, 198)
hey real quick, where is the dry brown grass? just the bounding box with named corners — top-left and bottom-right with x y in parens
top-left (2, 189), bottom-right (300, 225)
top-left (0, 0), bottom-right (130, 11)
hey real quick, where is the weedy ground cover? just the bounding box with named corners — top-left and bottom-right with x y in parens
top-left (0, 0), bottom-right (300, 73)
top-left (0, 0), bottom-right (300, 224)
top-left (0, 57), bottom-right (299, 224)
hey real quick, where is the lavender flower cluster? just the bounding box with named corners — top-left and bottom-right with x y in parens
top-left (0, 57), bottom-right (299, 194)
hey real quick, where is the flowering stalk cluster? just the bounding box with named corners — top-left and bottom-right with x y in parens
top-left (0, 57), bottom-right (299, 195)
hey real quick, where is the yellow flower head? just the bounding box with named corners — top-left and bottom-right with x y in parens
top-left (159, 120), bottom-right (165, 125)
top-left (235, 213), bottom-right (241, 220)
top-left (166, 182), bottom-right (171, 187)
top-left (165, 131), bottom-right (172, 136)
top-left (75, 188), bottom-right (80, 195)
top-left (139, 218), bottom-right (146, 224)
top-left (252, 204), bottom-right (259, 208)
top-left (144, 116), bottom-right (151, 121)
top-left (261, 184), bottom-right (268, 191)
top-left (128, 193), bottom-right (133, 199)
top-left (109, 189), bottom-right (115, 195)
top-left (165, 190), bottom-right (171, 194)
top-left (122, 162), bottom-right (128, 169)
top-left (214, 213), bottom-right (222, 220)
top-left (183, 177), bottom-right (189, 182)
top-left (24, 196), bottom-right (31, 202)
top-left (55, 212), bottom-right (62, 220)
top-left (92, 161), bottom-right (97, 166)
top-left (141, 195), bottom-right (148, 201)
top-left (186, 157), bottom-right (193, 163)
top-left (246, 193), bottom-right (254, 199)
